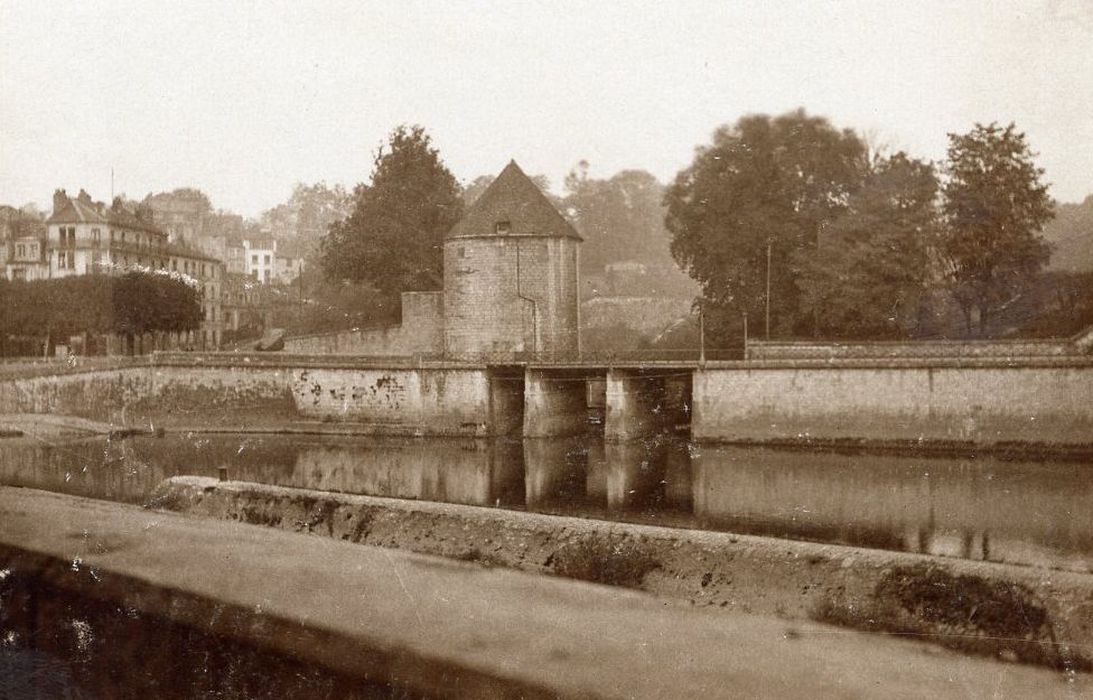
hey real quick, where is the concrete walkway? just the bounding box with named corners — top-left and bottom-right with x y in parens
top-left (0, 486), bottom-right (1086, 699)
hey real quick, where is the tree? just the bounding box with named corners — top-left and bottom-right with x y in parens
top-left (797, 152), bottom-right (939, 338)
top-left (320, 125), bottom-right (463, 297)
top-left (462, 175), bottom-right (496, 206)
top-left (563, 164), bottom-right (666, 272)
top-left (664, 109), bottom-right (868, 343)
top-left (0, 274), bottom-right (200, 356)
top-left (938, 122), bottom-right (1054, 334)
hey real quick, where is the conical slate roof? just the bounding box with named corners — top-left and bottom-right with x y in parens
top-left (448, 161), bottom-right (581, 240)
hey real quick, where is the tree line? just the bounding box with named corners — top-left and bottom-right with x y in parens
top-left (666, 112), bottom-right (1055, 341)
top-left (0, 273), bottom-right (201, 354)
top-left (317, 114), bottom-right (1065, 343)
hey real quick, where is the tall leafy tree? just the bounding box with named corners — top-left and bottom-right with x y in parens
top-left (938, 122), bottom-right (1054, 334)
top-left (797, 152), bottom-right (939, 338)
top-left (664, 109), bottom-right (868, 342)
top-left (563, 164), bottom-right (667, 272)
top-left (320, 125), bottom-right (463, 296)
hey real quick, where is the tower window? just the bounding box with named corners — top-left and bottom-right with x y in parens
top-left (495, 221), bottom-right (511, 234)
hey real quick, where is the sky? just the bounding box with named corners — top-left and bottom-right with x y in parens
top-left (2, 0), bottom-right (1092, 217)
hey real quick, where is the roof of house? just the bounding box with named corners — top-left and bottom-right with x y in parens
top-left (48, 193), bottom-right (165, 235)
top-left (165, 242), bottom-right (220, 263)
top-left (447, 160), bottom-right (580, 241)
top-left (47, 197), bottom-right (109, 226)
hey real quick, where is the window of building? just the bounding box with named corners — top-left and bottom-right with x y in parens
top-left (201, 263), bottom-right (206, 276)
top-left (251, 254), bottom-right (258, 265)
top-left (16, 244), bottom-right (25, 257)
top-left (92, 228), bottom-right (101, 243)
top-left (495, 221), bottom-right (511, 234)
top-left (264, 270), bottom-right (270, 283)
top-left (171, 260), bottom-right (177, 271)
top-left (57, 250), bottom-right (66, 269)
top-left (12, 269), bottom-right (25, 281)
top-left (264, 254), bottom-right (270, 265)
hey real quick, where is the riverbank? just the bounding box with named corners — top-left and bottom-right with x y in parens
top-left (6, 410), bottom-right (1093, 462)
top-left (153, 476), bottom-right (1093, 672)
top-left (3, 349), bottom-right (1093, 446)
top-left (1, 486), bottom-right (1086, 698)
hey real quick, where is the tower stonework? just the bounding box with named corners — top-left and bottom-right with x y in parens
top-left (443, 161), bottom-right (581, 361)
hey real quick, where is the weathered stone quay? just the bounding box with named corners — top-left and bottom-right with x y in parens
top-left (2, 349), bottom-right (1093, 450)
top-left (2, 486), bottom-right (1089, 698)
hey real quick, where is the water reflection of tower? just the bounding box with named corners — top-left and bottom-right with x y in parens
top-left (603, 440), bottom-right (693, 511)
top-left (524, 438), bottom-right (594, 507)
top-left (523, 436), bottom-right (693, 514)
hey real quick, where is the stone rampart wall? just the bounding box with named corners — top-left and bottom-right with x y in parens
top-left (693, 363), bottom-right (1093, 446)
top-left (282, 291), bottom-right (443, 356)
top-left (291, 366), bottom-right (492, 435)
top-left (747, 337), bottom-right (1085, 360)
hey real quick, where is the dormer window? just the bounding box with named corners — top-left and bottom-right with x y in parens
top-left (495, 221), bottom-right (511, 234)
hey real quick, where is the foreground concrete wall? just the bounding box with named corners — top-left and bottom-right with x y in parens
top-left (156, 477), bottom-right (1093, 672)
top-left (282, 291), bottom-right (443, 356)
top-left (693, 362), bottom-right (1093, 445)
top-left (8, 486), bottom-right (1073, 698)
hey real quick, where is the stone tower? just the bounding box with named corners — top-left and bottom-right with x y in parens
top-left (443, 161), bottom-right (581, 361)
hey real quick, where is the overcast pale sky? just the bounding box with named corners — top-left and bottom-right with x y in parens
top-left (1, 0), bottom-right (1091, 217)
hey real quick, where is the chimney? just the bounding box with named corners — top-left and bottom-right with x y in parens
top-left (77, 189), bottom-right (93, 205)
top-left (52, 189), bottom-right (70, 216)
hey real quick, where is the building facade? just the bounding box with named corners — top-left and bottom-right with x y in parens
top-left (243, 237), bottom-right (277, 284)
top-left (143, 189), bottom-right (209, 244)
top-left (42, 189), bottom-right (225, 349)
top-left (1, 206), bottom-right (48, 282)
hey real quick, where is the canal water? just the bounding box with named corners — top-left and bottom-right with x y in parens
top-left (2, 432), bottom-right (1091, 573)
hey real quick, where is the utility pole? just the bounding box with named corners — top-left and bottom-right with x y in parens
top-left (698, 308), bottom-right (705, 365)
top-left (743, 311), bottom-right (748, 360)
top-left (765, 239), bottom-right (772, 340)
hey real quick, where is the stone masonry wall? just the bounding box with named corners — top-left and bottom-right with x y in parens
top-left (290, 367), bottom-right (492, 435)
top-left (282, 291), bottom-right (443, 356)
top-left (443, 237), bottom-right (578, 361)
top-left (0, 364), bottom-right (295, 428)
top-left (693, 362), bottom-right (1093, 446)
top-left (747, 337), bottom-right (1085, 360)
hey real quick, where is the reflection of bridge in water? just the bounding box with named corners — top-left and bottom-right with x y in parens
top-left (3, 433), bottom-right (1091, 572)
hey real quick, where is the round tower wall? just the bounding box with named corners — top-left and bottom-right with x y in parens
top-left (443, 236), bottom-right (578, 361)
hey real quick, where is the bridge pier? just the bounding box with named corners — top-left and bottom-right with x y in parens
top-left (604, 369), bottom-right (692, 441)
top-left (489, 368), bottom-right (526, 436)
top-left (523, 369), bottom-right (590, 438)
